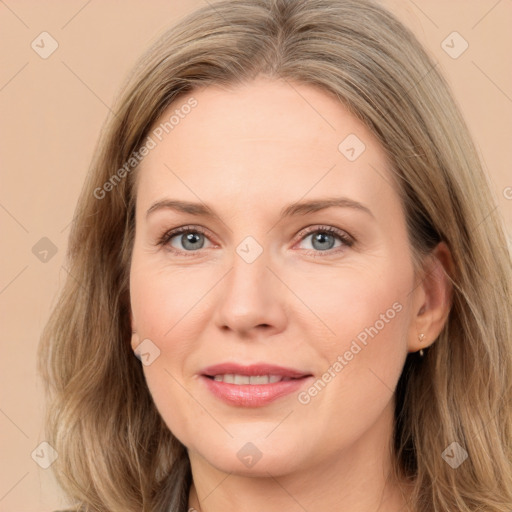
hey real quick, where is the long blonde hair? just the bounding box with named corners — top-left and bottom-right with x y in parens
top-left (38, 0), bottom-right (512, 510)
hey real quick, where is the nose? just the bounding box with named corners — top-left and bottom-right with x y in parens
top-left (213, 246), bottom-right (287, 338)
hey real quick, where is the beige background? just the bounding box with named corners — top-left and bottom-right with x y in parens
top-left (1, 1), bottom-right (511, 510)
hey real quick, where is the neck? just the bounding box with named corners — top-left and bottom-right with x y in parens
top-left (186, 403), bottom-right (414, 512)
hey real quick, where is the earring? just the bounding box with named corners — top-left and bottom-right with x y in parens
top-left (418, 333), bottom-right (425, 357)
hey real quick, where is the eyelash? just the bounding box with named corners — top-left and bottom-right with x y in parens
top-left (156, 224), bottom-right (355, 258)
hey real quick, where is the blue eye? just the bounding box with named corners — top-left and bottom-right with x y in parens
top-left (295, 226), bottom-right (354, 256)
top-left (157, 224), bottom-right (354, 257)
top-left (301, 230), bottom-right (340, 251)
top-left (159, 226), bottom-right (212, 254)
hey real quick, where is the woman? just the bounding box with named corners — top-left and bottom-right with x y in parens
top-left (39, 0), bottom-right (512, 510)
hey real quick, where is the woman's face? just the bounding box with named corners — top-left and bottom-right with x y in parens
top-left (130, 77), bottom-right (423, 477)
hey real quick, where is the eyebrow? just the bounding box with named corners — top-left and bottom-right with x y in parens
top-left (146, 197), bottom-right (374, 220)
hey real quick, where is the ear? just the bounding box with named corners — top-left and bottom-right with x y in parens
top-left (130, 309), bottom-right (140, 351)
top-left (408, 241), bottom-right (453, 353)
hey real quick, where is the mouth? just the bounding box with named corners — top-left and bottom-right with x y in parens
top-left (206, 374), bottom-right (298, 384)
top-left (200, 363), bottom-right (313, 407)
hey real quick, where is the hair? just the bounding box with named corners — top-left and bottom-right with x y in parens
top-left (38, 0), bottom-right (512, 510)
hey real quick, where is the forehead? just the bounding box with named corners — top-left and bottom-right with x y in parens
top-left (136, 77), bottom-right (396, 216)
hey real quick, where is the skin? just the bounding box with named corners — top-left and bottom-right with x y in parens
top-left (129, 76), bottom-right (452, 511)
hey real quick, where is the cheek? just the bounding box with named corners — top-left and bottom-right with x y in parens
top-left (129, 258), bottom-right (213, 420)
top-left (333, 279), bottom-right (409, 356)
top-left (289, 261), bottom-right (410, 344)
top-left (290, 259), bottom-right (413, 392)
top-left (290, 270), bottom-right (412, 449)
top-left (130, 255), bottom-right (213, 341)
top-left (129, 261), bottom-right (203, 439)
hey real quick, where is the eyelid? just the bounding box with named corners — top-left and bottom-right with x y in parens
top-left (157, 224), bottom-right (216, 253)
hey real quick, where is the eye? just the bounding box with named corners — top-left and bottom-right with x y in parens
top-left (157, 224), bottom-right (354, 258)
top-left (157, 225), bottom-right (214, 256)
top-left (295, 225), bottom-right (354, 256)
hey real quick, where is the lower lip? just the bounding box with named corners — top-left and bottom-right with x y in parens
top-left (201, 375), bottom-right (312, 407)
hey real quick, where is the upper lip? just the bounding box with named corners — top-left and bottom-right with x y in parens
top-left (201, 363), bottom-right (311, 379)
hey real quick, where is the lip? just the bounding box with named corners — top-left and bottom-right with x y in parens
top-left (200, 363), bottom-right (313, 407)
top-left (201, 363), bottom-right (310, 379)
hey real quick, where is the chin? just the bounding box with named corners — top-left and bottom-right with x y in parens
top-left (185, 426), bottom-right (309, 476)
